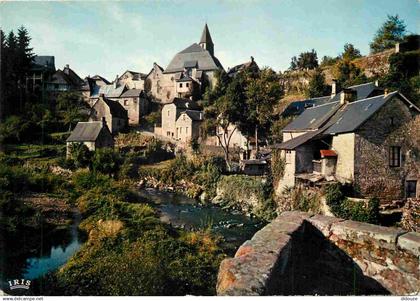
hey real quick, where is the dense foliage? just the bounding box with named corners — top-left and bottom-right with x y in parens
top-left (289, 49), bottom-right (319, 70)
top-left (370, 15), bottom-right (407, 53)
top-left (325, 183), bottom-right (380, 224)
top-left (306, 68), bottom-right (330, 97)
top-left (34, 170), bottom-right (225, 296)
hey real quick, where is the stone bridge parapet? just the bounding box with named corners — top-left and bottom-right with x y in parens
top-left (216, 211), bottom-right (419, 296)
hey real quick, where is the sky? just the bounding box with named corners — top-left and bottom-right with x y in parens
top-left (0, 0), bottom-right (419, 80)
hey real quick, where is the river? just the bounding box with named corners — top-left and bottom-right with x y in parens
top-left (1, 189), bottom-right (263, 289)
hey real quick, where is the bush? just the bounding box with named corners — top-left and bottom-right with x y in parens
top-left (325, 183), bottom-right (380, 224)
top-left (68, 143), bottom-right (92, 168)
top-left (91, 148), bottom-right (122, 176)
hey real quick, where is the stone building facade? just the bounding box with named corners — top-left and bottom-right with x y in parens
top-left (275, 88), bottom-right (420, 201)
top-left (89, 96), bottom-right (128, 134)
top-left (66, 119), bottom-right (114, 157)
top-left (118, 70), bottom-right (146, 90)
top-left (156, 98), bottom-right (202, 143)
top-left (145, 24), bottom-right (223, 103)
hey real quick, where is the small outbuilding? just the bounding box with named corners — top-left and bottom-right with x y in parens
top-left (66, 119), bottom-right (114, 157)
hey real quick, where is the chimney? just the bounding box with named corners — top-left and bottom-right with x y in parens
top-left (374, 80), bottom-right (379, 87)
top-left (340, 88), bottom-right (357, 105)
top-left (114, 75), bottom-right (119, 88)
top-left (64, 64), bottom-right (70, 75)
top-left (251, 56), bottom-right (254, 62)
top-left (101, 117), bottom-right (106, 127)
top-left (384, 89), bottom-right (389, 97)
top-left (331, 79), bottom-right (337, 98)
top-left (199, 112), bottom-right (203, 120)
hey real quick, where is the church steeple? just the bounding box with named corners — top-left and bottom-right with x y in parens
top-left (199, 23), bottom-right (214, 56)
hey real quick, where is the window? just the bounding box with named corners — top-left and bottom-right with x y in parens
top-left (186, 127), bottom-right (188, 134)
top-left (180, 83), bottom-right (183, 88)
top-left (124, 99), bottom-right (128, 106)
top-left (406, 181), bottom-right (417, 198)
top-left (180, 127), bottom-right (182, 134)
top-left (167, 110), bottom-right (170, 116)
top-left (390, 117), bottom-right (395, 126)
top-left (389, 146), bottom-right (401, 167)
top-left (186, 83), bottom-right (189, 88)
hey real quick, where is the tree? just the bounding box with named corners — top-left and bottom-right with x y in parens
top-left (92, 148), bottom-right (122, 176)
top-left (320, 55), bottom-right (338, 67)
top-left (306, 68), bottom-right (330, 97)
top-left (370, 15), bottom-right (406, 53)
top-left (289, 49), bottom-right (318, 70)
top-left (68, 143), bottom-right (92, 168)
top-left (333, 59), bottom-right (367, 88)
top-left (245, 68), bottom-right (283, 152)
top-left (341, 43), bottom-right (362, 60)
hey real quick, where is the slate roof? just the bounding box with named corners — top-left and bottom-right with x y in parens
top-left (323, 93), bottom-right (395, 135)
top-left (171, 98), bottom-right (200, 110)
top-left (67, 122), bottom-right (104, 142)
top-left (91, 75), bottom-right (110, 84)
top-left (227, 59), bottom-right (259, 77)
top-left (274, 130), bottom-right (323, 150)
top-left (277, 91), bottom-right (418, 150)
top-left (164, 43), bottom-right (223, 73)
top-left (91, 84), bottom-right (127, 98)
top-left (281, 82), bottom-right (383, 117)
top-left (120, 70), bottom-right (147, 80)
top-left (120, 89), bottom-right (143, 98)
top-left (184, 110), bottom-right (203, 121)
top-left (283, 101), bottom-right (341, 131)
top-left (200, 24), bottom-right (213, 45)
top-left (32, 56), bottom-right (55, 71)
top-left (49, 68), bottom-right (84, 87)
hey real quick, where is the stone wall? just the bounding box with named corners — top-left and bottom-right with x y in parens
top-left (217, 211), bottom-right (419, 296)
top-left (354, 97), bottom-right (419, 199)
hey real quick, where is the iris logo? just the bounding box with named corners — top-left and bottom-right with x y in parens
top-left (8, 279), bottom-right (31, 290)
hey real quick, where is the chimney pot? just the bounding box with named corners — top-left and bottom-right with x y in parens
top-left (331, 79), bottom-right (337, 98)
top-left (384, 89), bottom-right (389, 96)
top-left (340, 88), bottom-right (357, 105)
top-left (375, 80), bottom-right (379, 87)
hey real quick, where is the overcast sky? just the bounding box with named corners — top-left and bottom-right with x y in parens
top-left (1, 0), bottom-right (418, 80)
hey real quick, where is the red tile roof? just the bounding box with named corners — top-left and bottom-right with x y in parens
top-left (320, 149), bottom-right (337, 157)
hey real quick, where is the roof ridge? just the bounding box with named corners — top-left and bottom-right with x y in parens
top-left (306, 100), bottom-right (339, 109)
top-left (346, 91), bottom-right (397, 105)
top-left (348, 82), bottom-right (374, 88)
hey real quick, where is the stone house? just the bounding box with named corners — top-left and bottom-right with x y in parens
top-left (227, 56), bottom-right (260, 78)
top-left (275, 89), bottom-right (420, 201)
top-left (45, 64), bottom-right (84, 93)
top-left (118, 70), bottom-right (147, 90)
top-left (89, 95), bottom-right (128, 134)
top-left (91, 75), bottom-right (110, 86)
top-left (116, 89), bottom-right (150, 124)
top-left (66, 119), bottom-right (114, 157)
top-left (280, 81), bottom-right (384, 118)
top-left (175, 110), bottom-right (203, 143)
top-left (157, 98), bottom-right (202, 142)
top-left (87, 80), bottom-right (149, 125)
top-left (145, 24), bottom-right (223, 103)
top-left (144, 63), bottom-right (173, 102)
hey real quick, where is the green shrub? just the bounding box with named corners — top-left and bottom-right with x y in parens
top-left (91, 148), bottom-right (122, 176)
top-left (68, 143), bottom-right (92, 168)
top-left (325, 183), bottom-right (380, 224)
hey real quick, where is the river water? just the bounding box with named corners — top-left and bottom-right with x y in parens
top-left (1, 189), bottom-right (263, 288)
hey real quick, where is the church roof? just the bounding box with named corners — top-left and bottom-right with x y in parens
top-left (200, 23), bottom-right (213, 45)
top-left (164, 43), bottom-right (223, 73)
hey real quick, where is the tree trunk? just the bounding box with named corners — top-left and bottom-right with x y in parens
top-left (255, 124), bottom-right (259, 156)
